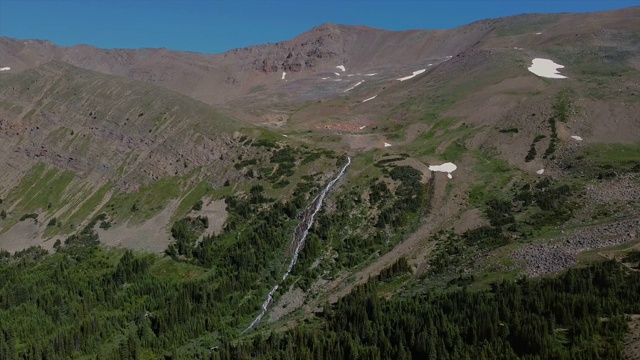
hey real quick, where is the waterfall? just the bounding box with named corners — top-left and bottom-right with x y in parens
top-left (243, 156), bottom-right (351, 332)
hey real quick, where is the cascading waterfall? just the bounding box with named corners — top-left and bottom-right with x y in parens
top-left (243, 156), bottom-right (351, 332)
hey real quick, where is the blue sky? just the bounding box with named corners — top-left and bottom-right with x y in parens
top-left (0, 1), bottom-right (636, 54)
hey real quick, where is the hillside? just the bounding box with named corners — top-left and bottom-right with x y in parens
top-left (0, 6), bottom-right (639, 359)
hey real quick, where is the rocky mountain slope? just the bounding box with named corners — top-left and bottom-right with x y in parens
top-left (1, 7), bottom-right (635, 107)
top-left (0, 8), bottom-right (639, 356)
top-left (0, 5), bottom-right (636, 252)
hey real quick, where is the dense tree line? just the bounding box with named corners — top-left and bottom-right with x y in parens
top-left (220, 260), bottom-right (640, 360)
top-left (1, 220), bottom-right (639, 358)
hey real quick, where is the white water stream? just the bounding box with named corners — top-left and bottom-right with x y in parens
top-left (243, 156), bottom-right (352, 332)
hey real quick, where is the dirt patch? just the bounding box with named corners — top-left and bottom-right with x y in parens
top-left (454, 208), bottom-right (488, 234)
top-left (189, 198), bottom-right (228, 237)
top-left (0, 219), bottom-right (44, 252)
top-left (625, 314), bottom-right (640, 360)
top-left (0, 216), bottom-right (62, 253)
top-left (268, 287), bottom-right (306, 323)
top-left (343, 134), bottom-right (387, 151)
top-left (97, 199), bottom-right (179, 253)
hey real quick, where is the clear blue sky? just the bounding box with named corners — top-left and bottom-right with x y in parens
top-left (0, 0), bottom-right (636, 54)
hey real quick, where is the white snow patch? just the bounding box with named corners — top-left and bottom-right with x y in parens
top-left (334, 79), bottom-right (342, 82)
top-left (536, 169), bottom-right (545, 175)
top-left (344, 80), bottom-right (364, 92)
top-left (334, 72), bottom-right (340, 76)
top-left (321, 77), bottom-right (329, 80)
top-left (336, 65), bottom-right (346, 72)
top-left (359, 126), bottom-right (366, 130)
top-left (384, 142), bottom-right (392, 147)
top-left (347, 74), bottom-right (355, 77)
top-left (397, 69), bottom-right (426, 81)
top-left (536, 32), bottom-right (542, 35)
top-left (429, 162), bottom-right (457, 179)
top-left (281, 72), bottom-right (286, 80)
top-left (283, 135), bottom-right (288, 138)
top-left (362, 95), bottom-right (377, 102)
top-left (528, 58), bottom-right (567, 79)
top-left (428, 63), bottom-right (433, 66)
top-left (363, 73), bottom-right (377, 76)
top-left (0, 67), bottom-right (10, 71)
top-left (571, 135), bottom-right (583, 141)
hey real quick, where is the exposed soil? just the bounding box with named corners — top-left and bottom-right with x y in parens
top-left (189, 198), bottom-right (228, 238)
top-left (97, 199), bottom-right (179, 253)
top-left (268, 287), bottom-right (306, 323)
top-left (625, 314), bottom-right (640, 360)
top-left (454, 208), bottom-right (488, 234)
top-left (0, 218), bottom-right (47, 252)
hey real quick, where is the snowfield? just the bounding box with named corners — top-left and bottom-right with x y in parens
top-left (397, 69), bottom-right (426, 81)
top-left (344, 80), bottom-right (364, 92)
top-left (528, 58), bottom-right (567, 79)
top-left (282, 72), bottom-right (286, 80)
top-left (537, 169), bottom-right (545, 175)
top-left (336, 65), bottom-right (346, 72)
top-left (571, 135), bottom-right (583, 141)
top-left (429, 162), bottom-right (457, 179)
top-left (384, 142), bottom-right (392, 147)
top-left (0, 67), bottom-right (10, 71)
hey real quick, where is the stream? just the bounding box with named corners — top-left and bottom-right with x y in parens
top-left (243, 156), bottom-right (351, 332)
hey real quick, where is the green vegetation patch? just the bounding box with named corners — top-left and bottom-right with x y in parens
top-left (567, 142), bottom-right (640, 179)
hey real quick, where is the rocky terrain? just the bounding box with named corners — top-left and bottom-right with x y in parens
top-left (512, 218), bottom-right (640, 277)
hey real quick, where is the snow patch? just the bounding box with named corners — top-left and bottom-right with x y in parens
top-left (347, 74), bottom-right (355, 77)
top-left (334, 72), bottom-right (340, 76)
top-left (397, 69), bottom-right (426, 81)
top-left (344, 80), bottom-right (364, 92)
top-left (336, 65), bottom-right (346, 72)
top-left (321, 77), bottom-right (329, 80)
top-left (528, 58), bottom-right (567, 79)
top-left (281, 72), bottom-right (286, 80)
top-left (571, 135), bottom-right (583, 141)
top-left (363, 73), bottom-right (377, 76)
top-left (384, 142), bottom-right (392, 147)
top-left (536, 169), bottom-right (545, 175)
top-left (429, 162), bottom-right (457, 179)
top-left (359, 126), bottom-right (366, 130)
top-left (0, 67), bottom-right (10, 71)
top-left (536, 32), bottom-right (542, 35)
top-left (362, 95), bottom-right (377, 102)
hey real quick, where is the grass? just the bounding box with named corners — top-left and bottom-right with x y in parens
top-left (170, 181), bottom-right (215, 223)
top-left (570, 142), bottom-right (640, 178)
top-left (468, 150), bottom-right (518, 206)
top-left (64, 182), bottom-right (112, 227)
top-left (149, 257), bottom-right (208, 281)
top-left (1, 164), bottom-right (76, 230)
top-left (406, 118), bottom-right (476, 159)
top-left (102, 176), bottom-right (184, 224)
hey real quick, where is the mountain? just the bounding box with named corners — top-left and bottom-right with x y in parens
top-left (1, 8), bottom-right (637, 107)
top-left (0, 6), bottom-right (639, 358)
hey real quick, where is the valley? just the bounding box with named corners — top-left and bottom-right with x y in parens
top-left (0, 5), bottom-right (639, 359)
